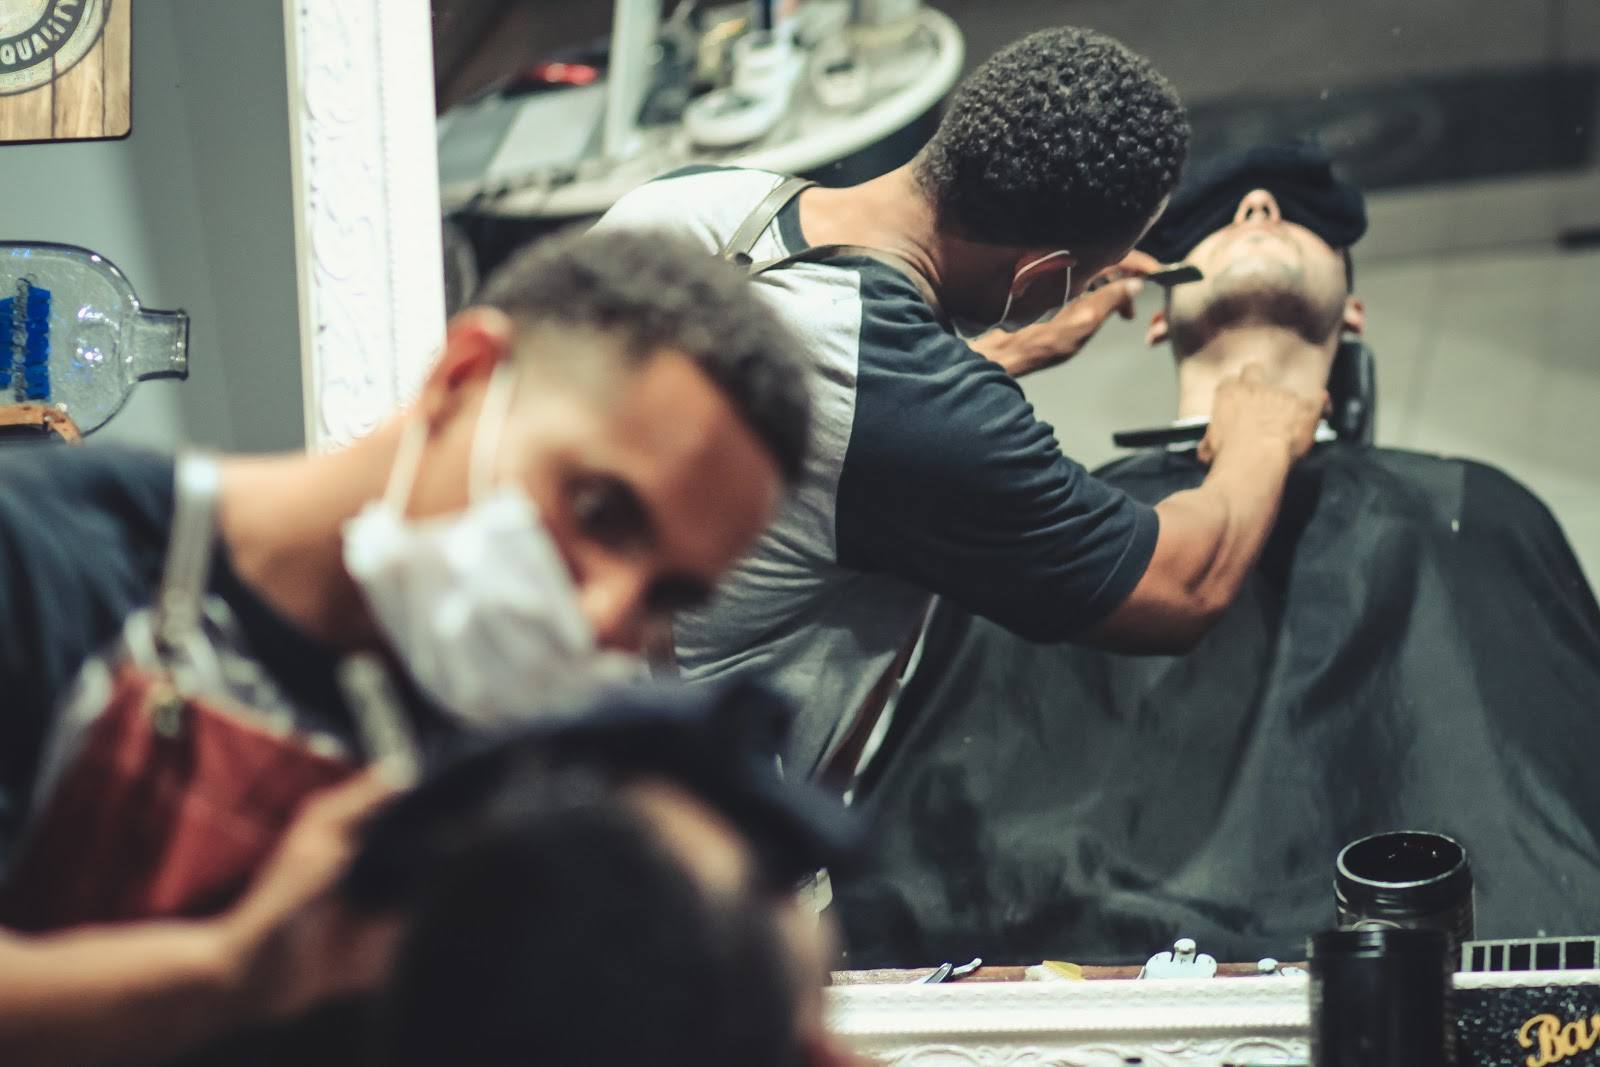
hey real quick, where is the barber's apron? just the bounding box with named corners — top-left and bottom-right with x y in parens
top-left (0, 454), bottom-right (364, 930)
top-left (720, 175), bottom-right (942, 794)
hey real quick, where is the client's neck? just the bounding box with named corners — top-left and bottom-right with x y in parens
top-left (1173, 326), bottom-right (1335, 421)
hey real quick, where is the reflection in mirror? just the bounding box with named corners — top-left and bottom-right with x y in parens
top-left (432, 0), bottom-right (1600, 975)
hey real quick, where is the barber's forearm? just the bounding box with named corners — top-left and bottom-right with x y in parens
top-left (1164, 436), bottom-right (1294, 608)
top-left (1084, 437), bottom-right (1293, 654)
top-left (0, 921), bottom-right (245, 1067)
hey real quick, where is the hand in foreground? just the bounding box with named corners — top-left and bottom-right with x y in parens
top-left (972, 250), bottom-right (1161, 378)
top-left (1198, 365), bottom-right (1327, 466)
top-left (219, 768), bottom-right (403, 1025)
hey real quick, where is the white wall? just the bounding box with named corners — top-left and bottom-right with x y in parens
top-left (0, 0), bottom-right (304, 452)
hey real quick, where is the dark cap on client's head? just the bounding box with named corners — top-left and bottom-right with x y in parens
top-left (346, 678), bottom-right (862, 907)
top-left (1139, 140), bottom-right (1369, 264)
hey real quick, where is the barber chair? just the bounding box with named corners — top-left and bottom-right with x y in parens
top-left (1326, 335), bottom-right (1376, 445)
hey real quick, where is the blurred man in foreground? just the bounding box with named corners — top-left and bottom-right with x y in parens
top-left (836, 143), bottom-right (1600, 967)
top-left (0, 229), bottom-right (812, 1066)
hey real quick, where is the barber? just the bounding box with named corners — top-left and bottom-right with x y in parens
top-left (596, 26), bottom-right (1325, 781)
top-left (0, 229), bottom-right (812, 1067)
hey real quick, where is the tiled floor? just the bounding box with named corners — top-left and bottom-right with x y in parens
top-left (1027, 245), bottom-right (1600, 585)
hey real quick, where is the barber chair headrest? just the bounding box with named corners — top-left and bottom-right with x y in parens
top-left (1327, 335), bottom-right (1377, 446)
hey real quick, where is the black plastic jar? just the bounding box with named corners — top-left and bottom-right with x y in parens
top-left (1335, 830), bottom-right (1474, 959)
top-left (1308, 927), bottom-right (1454, 1067)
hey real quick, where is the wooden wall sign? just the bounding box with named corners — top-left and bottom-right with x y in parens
top-left (0, 0), bottom-right (129, 143)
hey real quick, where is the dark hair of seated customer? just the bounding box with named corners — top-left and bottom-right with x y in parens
top-left (366, 760), bottom-right (810, 1067)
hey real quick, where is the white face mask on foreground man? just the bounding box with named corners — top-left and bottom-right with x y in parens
top-left (344, 361), bottom-right (635, 726)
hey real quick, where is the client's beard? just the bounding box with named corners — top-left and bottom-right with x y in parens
top-left (1170, 265), bottom-right (1345, 352)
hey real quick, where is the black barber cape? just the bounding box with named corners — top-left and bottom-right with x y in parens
top-left (834, 444), bottom-right (1600, 967)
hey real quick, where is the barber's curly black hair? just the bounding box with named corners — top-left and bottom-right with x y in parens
top-left (478, 227), bottom-right (811, 485)
top-left (916, 27), bottom-right (1189, 250)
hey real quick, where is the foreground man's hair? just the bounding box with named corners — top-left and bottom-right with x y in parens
top-left (478, 227), bottom-right (814, 484)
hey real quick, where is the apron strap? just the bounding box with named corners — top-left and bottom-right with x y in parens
top-left (720, 176), bottom-right (816, 265)
top-left (155, 452), bottom-right (220, 655)
top-left (816, 604), bottom-right (929, 794)
top-left (721, 175), bottom-right (948, 327)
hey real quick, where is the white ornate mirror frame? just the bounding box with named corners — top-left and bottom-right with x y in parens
top-left (830, 976), bottom-right (1311, 1066)
top-left (828, 969), bottom-right (1593, 1065)
top-left (283, 0), bottom-right (446, 451)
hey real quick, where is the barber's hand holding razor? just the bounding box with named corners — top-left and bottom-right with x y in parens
top-left (972, 250), bottom-right (1162, 378)
top-left (1082, 249), bottom-right (1167, 295)
top-left (1199, 365), bottom-right (1326, 467)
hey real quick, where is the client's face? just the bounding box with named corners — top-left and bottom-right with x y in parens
top-left (1163, 188), bottom-right (1351, 349)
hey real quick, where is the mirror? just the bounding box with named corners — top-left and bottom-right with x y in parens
top-left (430, 0), bottom-right (1600, 975)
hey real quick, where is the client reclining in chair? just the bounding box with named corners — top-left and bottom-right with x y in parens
top-left (834, 142), bottom-right (1600, 968)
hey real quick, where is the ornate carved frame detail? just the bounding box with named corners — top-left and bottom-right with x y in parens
top-left (828, 970), bottom-right (1600, 1065)
top-left (283, 0), bottom-right (446, 451)
top-left (829, 978), bottom-right (1310, 1066)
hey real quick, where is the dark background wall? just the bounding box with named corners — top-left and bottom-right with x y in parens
top-left (431, 1), bottom-right (1599, 200)
top-left (432, 1), bottom-right (1600, 118)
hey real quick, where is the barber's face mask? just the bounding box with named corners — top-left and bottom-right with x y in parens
top-left (954, 250), bottom-right (1074, 339)
top-left (342, 362), bottom-right (638, 727)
